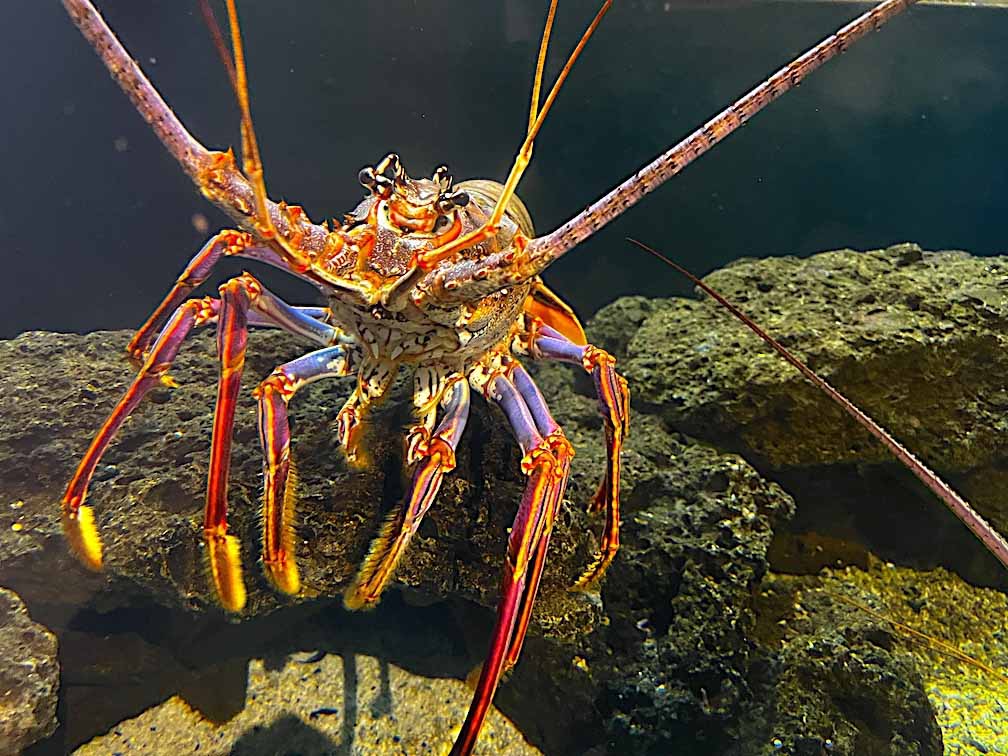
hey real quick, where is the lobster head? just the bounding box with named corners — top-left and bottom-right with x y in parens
top-left (358, 153), bottom-right (469, 235)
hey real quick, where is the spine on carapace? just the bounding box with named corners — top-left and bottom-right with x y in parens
top-left (527, 0), bottom-right (918, 265)
top-left (62, 0), bottom-right (211, 179)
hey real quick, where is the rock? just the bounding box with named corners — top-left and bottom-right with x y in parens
top-left (73, 652), bottom-right (540, 756)
top-left (793, 562), bottom-right (1008, 756)
top-left (612, 243), bottom-right (1008, 471)
top-left (593, 244), bottom-right (1008, 585)
top-left (0, 587), bottom-right (59, 753)
top-left (740, 558), bottom-right (1008, 756)
top-left (742, 567), bottom-right (943, 756)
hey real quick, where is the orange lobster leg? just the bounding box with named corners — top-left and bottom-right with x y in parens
top-left (62, 285), bottom-right (340, 578)
top-left (335, 360), bottom-right (399, 468)
top-left (345, 377), bottom-right (471, 610)
top-left (528, 324), bottom-right (629, 589)
top-left (127, 230), bottom-right (256, 360)
top-left (61, 297), bottom-right (218, 570)
top-left (255, 345), bottom-right (355, 596)
top-left (502, 364), bottom-right (571, 670)
top-left (451, 371), bottom-right (572, 756)
top-left (202, 274), bottom-right (264, 613)
top-left (504, 433), bottom-right (571, 673)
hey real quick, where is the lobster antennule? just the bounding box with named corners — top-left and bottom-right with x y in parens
top-left (626, 237), bottom-right (1008, 572)
top-left (197, 0), bottom-right (238, 95)
top-left (528, 1), bottom-right (560, 135)
top-left (409, 0), bottom-right (613, 275)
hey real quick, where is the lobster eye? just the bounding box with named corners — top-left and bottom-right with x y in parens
top-left (433, 214), bottom-right (452, 232)
top-left (436, 190), bottom-right (469, 215)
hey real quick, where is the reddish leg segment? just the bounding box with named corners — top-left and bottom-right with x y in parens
top-left (530, 324), bottom-right (629, 588)
top-left (255, 345), bottom-right (356, 596)
top-left (205, 274), bottom-right (353, 610)
top-left (202, 275), bottom-right (256, 613)
top-left (62, 297), bottom-right (218, 569)
top-left (345, 376), bottom-right (471, 610)
top-left (451, 370), bottom-right (572, 756)
top-left (502, 364), bottom-right (569, 671)
top-left (129, 230), bottom-right (252, 359)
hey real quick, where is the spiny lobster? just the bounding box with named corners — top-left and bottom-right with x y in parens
top-left (58, 1), bottom-right (1008, 753)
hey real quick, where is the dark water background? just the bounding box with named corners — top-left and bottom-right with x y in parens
top-left (2, 0), bottom-right (1006, 338)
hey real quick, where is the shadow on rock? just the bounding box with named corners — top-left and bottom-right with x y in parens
top-left (230, 714), bottom-right (340, 756)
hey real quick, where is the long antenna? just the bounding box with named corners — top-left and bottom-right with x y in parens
top-left (627, 238), bottom-right (1008, 572)
top-left (198, 0), bottom-right (237, 93)
top-left (524, 0), bottom-right (918, 268)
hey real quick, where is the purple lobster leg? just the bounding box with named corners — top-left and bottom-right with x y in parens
top-left (530, 324), bottom-right (629, 588)
top-left (62, 274), bottom-right (342, 607)
top-left (254, 345), bottom-right (357, 596)
top-left (451, 369), bottom-right (572, 756)
top-left (501, 364), bottom-right (569, 671)
top-left (62, 295), bottom-right (218, 569)
top-left (127, 229), bottom-right (318, 360)
top-left (344, 376), bottom-right (472, 610)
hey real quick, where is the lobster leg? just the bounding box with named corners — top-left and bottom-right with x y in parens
top-left (206, 274), bottom-right (351, 610)
top-left (502, 364), bottom-right (571, 671)
top-left (62, 272), bottom-right (340, 608)
top-left (451, 370), bottom-right (572, 756)
top-left (254, 345), bottom-right (357, 596)
top-left (201, 274), bottom-right (258, 612)
top-left (335, 360), bottom-right (400, 467)
top-left (529, 324), bottom-right (629, 588)
top-left (344, 375), bottom-right (471, 610)
top-left (126, 229), bottom-right (324, 360)
top-left (62, 296), bottom-right (218, 570)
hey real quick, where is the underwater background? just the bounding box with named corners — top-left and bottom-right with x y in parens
top-left (2, 0), bottom-right (1007, 336)
top-left (2, 2), bottom-right (1008, 755)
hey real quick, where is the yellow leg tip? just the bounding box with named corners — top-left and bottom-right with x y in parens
top-left (465, 664), bottom-right (483, 691)
top-left (569, 552), bottom-right (615, 593)
top-left (342, 583), bottom-right (379, 612)
top-left (265, 559), bottom-right (301, 596)
top-left (207, 533), bottom-right (247, 612)
top-left (62, 505), bottom-right (103, 571)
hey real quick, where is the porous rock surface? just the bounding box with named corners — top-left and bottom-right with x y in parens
top-left (752, 561), bottom-right (1008, 756)
top-left (608, 243), bottom-right (1008, 472)
top-left (0, 587), bottom-right (59, 753)
top-left (745, 567), bottom-right (944, 756)
top-left (595, 243), bottom-right (1008, 585)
